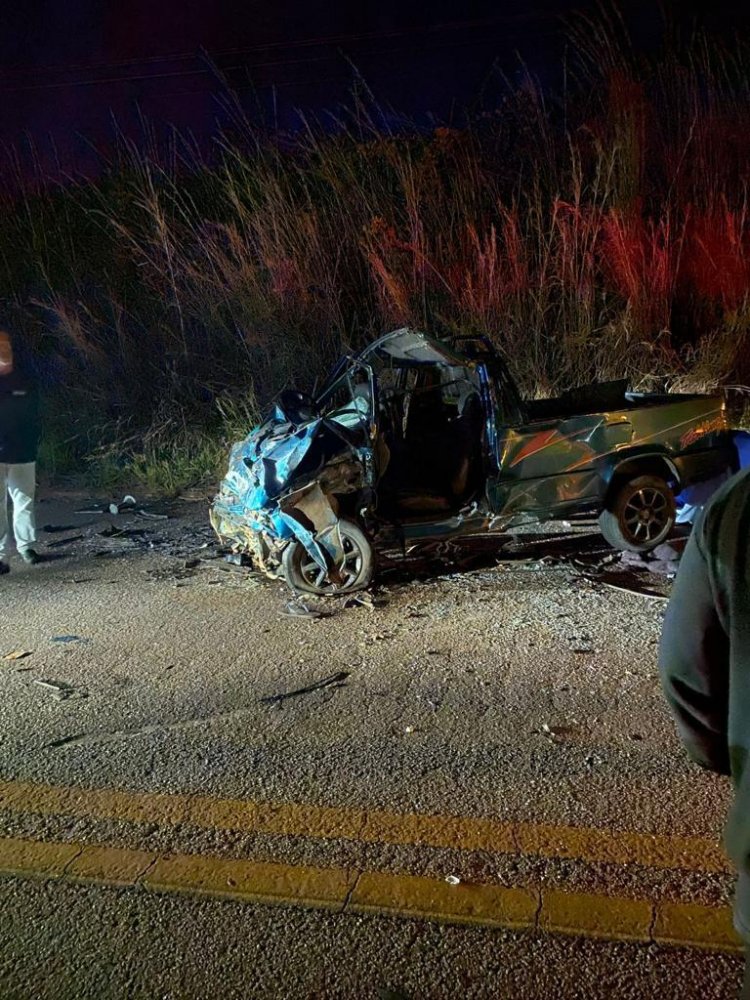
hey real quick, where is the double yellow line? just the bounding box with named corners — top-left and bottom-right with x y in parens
top-left (0, 778), bottom-right (740, 951)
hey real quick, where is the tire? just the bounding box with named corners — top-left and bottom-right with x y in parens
top-left (282, 518), bottom-right (375, 595)
top-left (599, 474), bottom-right (676, 553)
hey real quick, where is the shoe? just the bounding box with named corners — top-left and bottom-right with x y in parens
top-left (0, 560), bottom-right (8, 575)
top-left (20, 549), bottom-right (40, 565)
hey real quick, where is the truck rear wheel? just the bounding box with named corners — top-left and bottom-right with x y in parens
top-left (599, 475), bottom-right (676, 553)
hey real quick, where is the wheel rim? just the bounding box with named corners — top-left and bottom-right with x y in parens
top-left (297, 534), bottom-right (363, 593)
top-left (623, 487), bottom-right (671, 544)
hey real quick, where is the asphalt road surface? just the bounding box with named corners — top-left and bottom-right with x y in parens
top-left (0, 492), bottom-right (743, 999)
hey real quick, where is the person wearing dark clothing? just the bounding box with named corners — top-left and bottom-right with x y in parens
top-left (0, 329), bottom-right (40, 573)
top-left (659, 466), bottom-right (750, 996)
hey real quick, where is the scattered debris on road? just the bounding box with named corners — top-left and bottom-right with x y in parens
top-left (2, 650), bottom-right (33, 661)
top-left (99, 524), bottom-right (148, 540)
top-left (50, 635), bottom-right (90, 644)
top-left (344, 593), bottom-right (379, 610)
top-left (75, 494), bottom-right (137, 515)
top-left (280, 599), bottom-right (326, 620)
top-left (567, 634), bottom-right (594, 654)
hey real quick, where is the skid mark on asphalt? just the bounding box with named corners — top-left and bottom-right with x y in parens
top-left (42, 709), bottom-right (259, 748)
top-left (44, 673), bottom-right (350, 748)
top-left (0, 777), bottom-right (731, 874)
top-left (0, 834), bottom-right (740, 952)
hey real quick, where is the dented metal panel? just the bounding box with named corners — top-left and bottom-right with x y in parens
top-left (488, 396), bottom-right (727, 519)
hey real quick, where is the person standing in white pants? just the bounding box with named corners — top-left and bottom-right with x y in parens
top-left (0, 328), bottom-right (40, 574)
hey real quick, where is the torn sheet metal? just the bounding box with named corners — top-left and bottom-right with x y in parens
top-left (279, 482), bottom-right (346, 574)
top-left (211, 399), bottom-right (369, 584)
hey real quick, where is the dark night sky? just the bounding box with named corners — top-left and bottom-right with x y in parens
top-left (0, 1), bottom-right (748, 177)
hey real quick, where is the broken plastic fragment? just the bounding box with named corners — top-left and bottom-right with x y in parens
top-left (445, 875), bottom-right (461, 885)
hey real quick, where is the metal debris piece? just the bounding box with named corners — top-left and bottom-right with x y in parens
top-left (33, 678), bottom-right (84, 701)
top-left (344, 593), bottom-right (377, 610)
top-left (46, 534), bottom-right (84, 548)
top-left (51, 635), bottom-right (90, 644)
top-left (281, 600), bottom-right (323, 620)
top-left (135, 509), bottom-right (169, 520)
top-left (589, 572), bottom-right (669, 600)
top-left (260, 671), bottom-right (350, 706)
top-left (99, 524), bottom-right (147, 539)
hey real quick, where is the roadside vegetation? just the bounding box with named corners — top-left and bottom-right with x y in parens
top-left (2, 8), bottom-right (750, 491)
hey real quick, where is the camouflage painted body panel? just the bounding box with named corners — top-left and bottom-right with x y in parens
top-left (489, 396), bottom-right (727, 518)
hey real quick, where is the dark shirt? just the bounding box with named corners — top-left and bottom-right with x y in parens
top-left (0, 370), bottom-right (40, 464)
top-left (659, 467), bottom-right (750, 871)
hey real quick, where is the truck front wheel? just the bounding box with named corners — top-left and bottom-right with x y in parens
top-left (282, 519), bottom-right (375, 595)
top-left (599, 475), bottom-right (676, 553)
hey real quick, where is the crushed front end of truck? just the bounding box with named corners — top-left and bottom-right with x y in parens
top-left (210, 387), bottom-right (374, 588)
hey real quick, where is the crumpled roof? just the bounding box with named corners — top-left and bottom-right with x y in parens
top-left (358, 328), bottom-right (471, 366)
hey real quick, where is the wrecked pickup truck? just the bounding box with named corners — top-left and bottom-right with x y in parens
top-left (211, 328), bottom-right (735, 594)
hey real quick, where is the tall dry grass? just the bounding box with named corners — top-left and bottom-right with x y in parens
top-left (1, 10), bottom-right (750, 485)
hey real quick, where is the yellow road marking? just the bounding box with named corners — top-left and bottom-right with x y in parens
top-left (0, 835), bottom-right (80, 876)
top-left (144, 854), bottom-right (357, 910)
top-left (539, 889), bottom-right (652, 942)
top-left (0, 778), bottom-right (730, 874)
top-left (0, 834), bottom-right (741, 952)
top-left (349, 871), bottom-right (539, 929)
top-left (653, 900), bottom-right (740, 952)
top-left (68, 845), bottom-right (156, 885)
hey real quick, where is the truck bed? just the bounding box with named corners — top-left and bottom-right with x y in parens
top-left (526, 380), bottom-right (713, 422)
